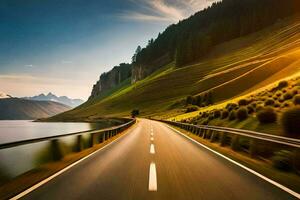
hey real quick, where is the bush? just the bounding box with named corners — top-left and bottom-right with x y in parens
top-left (274, 102), bottom-right (281, 108)
top-left (238, 99), bottom-right (248, 106)
top-left (272, 150), bottom-right (293, 171)
top-left (247, 105), bottom-right (255, 114)
top-left (283, 92), bottom-right (293, 100)
top-left (226, 103), bottom-right (238, 111)
top-left (228, 110), bottom-right (236, 121)
top-left (278, 81), bottom-right (288, 89)
top-left (201, 112), bottom-right (208, 118)
top-left (250, 102), bottom-right (257, 108)
top-left (131, 109), bottom-right (140, 118)
top-left (264, 98), bottom-right (275, 106)
top-left (293, 94), bottom-right (300, 105)
top-left (236, 107), bottom-right (248, 121)
top-left (185, 106), bottom-right (199, 113)
top-left (281, 107), bottom-right (300, 137)
top-left (275, 91), bottom-right (282, 97)
top-left (257, 107), bottom-right (277, 124)
top-left (282, 102), bottom-right (291, 108)
top-left (213, 110), bottom-right (221, 119)
top-left (221, 110), bottom-right (229, 119)
top-left (186, 95), bottom-right (194, 105)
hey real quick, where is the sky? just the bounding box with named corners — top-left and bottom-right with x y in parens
top-left (0, 0), bottom-right (218, 100)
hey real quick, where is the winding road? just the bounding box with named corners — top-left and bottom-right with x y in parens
top-left (18, 119), bottom-right (298, 200)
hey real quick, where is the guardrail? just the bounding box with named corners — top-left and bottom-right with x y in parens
top-left (0, 118), bottom-right (136, 160)
top-left (159, 120), bottom-right (300, 160)
top-left (160, 120), bottom-right (300, 148)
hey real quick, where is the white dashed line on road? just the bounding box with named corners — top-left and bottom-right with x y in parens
top-left (150, 144), bottom-right (155, 154)
top-left (148, 162), bottom-right (157, 191)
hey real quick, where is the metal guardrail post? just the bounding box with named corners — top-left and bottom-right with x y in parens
top-left (50, 139), bottom-right (63, 161)
top-left (231, 135), bottom-right (240, 151)
top-left (249, 139), bottom-right (257, 157)
top-left (220, 132), bottom-right (227, 147)
top-left (75, 135), bottom-right (83, 152)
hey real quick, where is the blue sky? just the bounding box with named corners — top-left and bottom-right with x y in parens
top-left (0, 0), bottom-right (218, 100)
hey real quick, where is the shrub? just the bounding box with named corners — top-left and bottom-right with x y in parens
top-left (213, 110), bottom-right (221, 119)
top-left (274, 102), bottom-right (281, 108)
top-left (278, 81), bottom-right (288, 89)
top-left (131, 109), bottom-right (140, 118)
top-left (275, 91), bottom-right (282, 97)
top-left (201, 112), bottom-right (208, 118)
top-left (250, 102), bottom-right (257, 108)
top-left (292, 89), bottom-right (298, 96)
top-left (272, 150), bottom-right (293, 171)
top-left (186, 95), bottom-right (194, 105)
top-left (228, 110), bottom-right (236, 121)
top-left (282, 102), bottom-right (291, 108)
top-left (221, 110), bottom-right (229, 119)
top-left (281, 107), bottom-right (300, 137)
top-left (236, 107), bottom-right (248, 121)
top-left (185, 106), bottom-right (199, 113)
top-left (238, 99), bottom-right (248, 106)
top-left (226, 103), bottom-right (238, 111)
top-left (247, 105), bottom-right (255, 114)
top-left (256, 105), bottom-right (264, 112)
top-left (293, 94), bottom-right (300, 105)
top-left (283, 92), bottom-right (293, 100)
top-left (264, 98), bottom-right (275, 106)
top-left (257, 107), bottom-right (277, 124)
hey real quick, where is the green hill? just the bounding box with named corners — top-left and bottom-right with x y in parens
top-left (51, 16), bottom-right (300, 121)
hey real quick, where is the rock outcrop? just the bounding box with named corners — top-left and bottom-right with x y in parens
top-left (89, 63), bottom-right (132, 99)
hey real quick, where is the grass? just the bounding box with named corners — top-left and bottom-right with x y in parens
top-left (52, 16), bottom-right (300, 121)
top-left (174, 76), bottom-right (300, 137)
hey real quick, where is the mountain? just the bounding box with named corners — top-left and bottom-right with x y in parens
top-left (0, 98), bottom-right (71, 120)
top-left (0, 92), bottom-right (12, 99)
top-left (23, 93), bottom-right (84, 108)
top-left (49, 0), bottom-right (300, 121)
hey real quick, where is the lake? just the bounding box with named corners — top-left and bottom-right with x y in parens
top-left (0, 120), bottom-right (111, 183)
top-left (0, 120), bottom-right (102, 144)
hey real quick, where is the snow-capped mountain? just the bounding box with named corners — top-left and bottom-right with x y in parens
top-left (0, 92), bottom-right (12, 99)
top-left (23, 92), bottom-right (84, 108)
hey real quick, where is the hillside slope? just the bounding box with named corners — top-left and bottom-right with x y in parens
top-left (0, 98), bottom-right (71, 120)
top-left (51, 16), bottom-right (300, 121)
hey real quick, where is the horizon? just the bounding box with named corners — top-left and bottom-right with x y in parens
top-left (0, 0), bottom-right (218, 100)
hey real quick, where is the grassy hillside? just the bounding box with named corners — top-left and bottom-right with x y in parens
top-left (52, 16), bottom-right (300, 121)
top-left (0, 98), bottom-right (71, 120)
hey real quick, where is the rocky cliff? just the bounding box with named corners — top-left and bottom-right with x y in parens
top-left (131, 53), bottom-right (172, 83)
top-left (89, 63), bottom-right (132, 99)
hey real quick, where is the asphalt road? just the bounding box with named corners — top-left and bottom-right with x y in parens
top-left (20, 119), bottom-right (298, 200)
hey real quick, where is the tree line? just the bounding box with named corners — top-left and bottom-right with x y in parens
top-left (132, 0), bottom-right (300, 68)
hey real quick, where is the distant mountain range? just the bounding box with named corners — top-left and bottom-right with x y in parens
top-left (0, 98), bottom-right (71, 120)
top-left (0, 92), bottom-right (12, 99)
top-left (23, 93), bottom-right (84, 108)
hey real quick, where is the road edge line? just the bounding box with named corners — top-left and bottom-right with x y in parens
top-left (164, 123), bottom-right (300, 199)
top-left (10, 122), bottom-right (138, 200)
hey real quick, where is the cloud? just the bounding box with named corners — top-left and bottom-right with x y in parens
top-left (24, 64), bottom-right (34, 67)
top-left (122, 0), bottom-right (219, 23)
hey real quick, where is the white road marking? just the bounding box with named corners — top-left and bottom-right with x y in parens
top-left (150, 137), bottom-right (154, 141)
top-left (10, 125), bottom-right (136, 200)
top-left (150, 144), bottom-right (155, 154)
top-left (165, 124), bottom-right (300, 199)
top-left (150, 131), bottom-right (154, 136)
top-left (148, 162), bottom-right (157, 191)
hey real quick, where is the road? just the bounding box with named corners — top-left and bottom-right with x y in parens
top-left (20, 119), bottom-right (298, 200)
